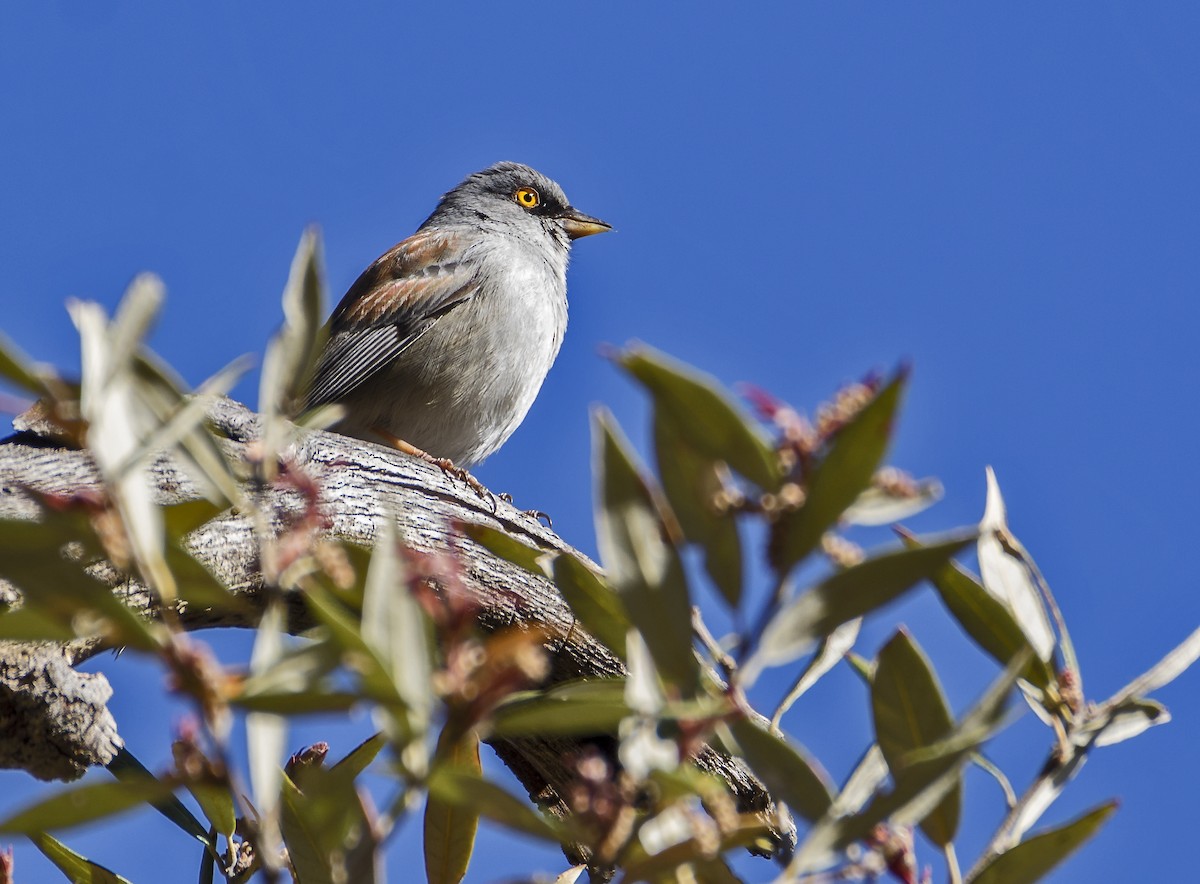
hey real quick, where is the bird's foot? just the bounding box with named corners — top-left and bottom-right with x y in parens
top-left (496, 492), bottom-right (552, 527)
top-left (374, 429), bottom-right (494, 506)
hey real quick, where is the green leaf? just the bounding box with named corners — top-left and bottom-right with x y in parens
top-left (361, 517), bottom-right (434, 747)
top-left (261, 227), bottom-right (328, 421)
top-left (424, 728), bottom-right (482, 884)
top-left (188, 784), bottom-right (236, 844)
top-left (426, 767), bottom-right (563, 844)
top-left (653, 409), bottom-right (743, 607)
top-left (459, 522), bottom-right (551, 576)
top-left (30, 832), bottom-right (133, 884)
top-left (107, 747), bottom-right (209, 843)
top-left (843, 478), bottom-right (943, 527)
top-left (793, 650), bottom-right (1028, 872)
top-left (618, 344), bottom-right (780, 490)
top-left (549, 553), bottom-right (630, 661)
top-left (871, 631), bottom-right (959, 846)
top-left (769, 370), bottom-right (907, 575)
top-left (725, 718), bottom-right (834, 823)
top-left (593, 408), bottom-right (697, 692)
top-left (280, 767), bottom-right (378, 884)
top-left (911, 528), bottom-right (1054, 692)
top-left (969, 801), bottom-right (1118, 884)
top-left (247, 600), bottom-right (288, 819)
top-left (0, 513), bottom-right (162, 652)
top-left (746, 532), bottom-right (975, 682)
top-left (0, 329), bottom-right (51, 395)
top-left (330, 732), bottom-right (387, 780)
top-left (490, 692), bottom-right (630, 739)
top-left (0, 779), bottom-right (177, 834)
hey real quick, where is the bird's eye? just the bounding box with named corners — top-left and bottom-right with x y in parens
top-left (514, 186), bottom-right (540, 208)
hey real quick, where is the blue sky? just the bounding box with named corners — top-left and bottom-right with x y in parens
top-left (2, 3), bottom-right (1199, 882)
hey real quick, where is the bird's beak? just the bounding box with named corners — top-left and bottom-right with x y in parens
top-left (558, 207), bottom-right (612, 240)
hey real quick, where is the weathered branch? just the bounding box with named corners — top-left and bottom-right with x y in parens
top-left (0, 397), bottom-right (790, 855)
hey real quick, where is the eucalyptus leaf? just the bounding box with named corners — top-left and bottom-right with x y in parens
top-left (653, 409), bottom-right (743, 607)
top-left (618, 344), bottom-right (780, 490)
top-left (725, 718), bottom-right (834, 823)
top-left (550, 552), bottom-right (630, 661)
top-left (593, 408), bottom-right (697, 691)
top-left (107, 747), bottom-right (209, 843)
top-left (0, 779), bottom-right (177, 834)
top-left (426, 768), bottom-right (563, 844)
top-left (246, 600), bottom-right (287, 816)
top-left (424, 728), bottom-right (482, 884)
top-left (770, 370), bottom-right (906, 575)
top-left (977, 467), bottom-right (1056, 662)
top-left (871, 631), bottom-right (959, 846)
top-left (969, 801), bottom-right (1117, 884)
top-left (30, 832), bottom-right (133, 884)
top-left (746, 532), bottom-right (974, 683)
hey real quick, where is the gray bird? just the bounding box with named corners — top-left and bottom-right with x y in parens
top-left (305, 162), bottom-right (610, 470)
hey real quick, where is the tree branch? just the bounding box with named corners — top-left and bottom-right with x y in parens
top-left (0, 397), bottom-right (791, 855)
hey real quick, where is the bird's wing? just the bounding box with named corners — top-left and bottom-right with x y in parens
top-left (305, 228), bottom-right (479, 408)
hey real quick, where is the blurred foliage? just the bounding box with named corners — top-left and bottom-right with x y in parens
top-left (0, 234), bottom-right (1198, 884)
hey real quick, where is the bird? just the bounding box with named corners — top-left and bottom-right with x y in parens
top-left (303, 162), bottom-right (610, 485)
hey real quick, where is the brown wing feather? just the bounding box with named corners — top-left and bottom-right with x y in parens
top-left (305, 228), bottom-right (478, 408)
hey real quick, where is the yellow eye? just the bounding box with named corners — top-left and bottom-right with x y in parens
top-left (515, 186), bottom-right (540, 208)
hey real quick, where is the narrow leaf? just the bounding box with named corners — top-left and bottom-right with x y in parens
top-left (0, 779), bottom-right (177, 833)
top-left (246, 600), bottom-right (287, 816)
top-left (618, 344), bottom-right (780, 490)
top-left (30, 833), bottom-right (133, 884)
top-left (424, 729), bottom-right (482, 884)
top-left (426, 768), bottom-right (563, 844)
top-left (770, 371), bottom-right (906, 575)
top-left (843, 478), bottom-right (943, 527)
top-left (977, 468), bottom-right (1056, 661)
top-left (871, 631), bottom-right (959, 846)
top-left (593, 408), bottom-right (697, 691)
top-left (746, 532), bottom-right (974, 682)
top-left (969, 801), bottom-right (1117, 884)
top-left (107, 747), bottom-right (209, 843)
top-left (653, 409), bottom-right (744, 607)
top-left (550, 553), bottom-right (631, 661)
top-left (725, 718), bottom-right (834, 823)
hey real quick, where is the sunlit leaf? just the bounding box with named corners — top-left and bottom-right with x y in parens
top-left (969, 801), bottom-right (1117, 884)
top-left (977, 467), bottom-right (1056, 661)
top-left (30, 832), bottom-right (132, 884)
top-left (770, 371), bottom-right (906, 575)
top-left (261, 227), bottom-right (328, 421)
top-left (618, 344), bottom-right (780, 490)
top-left (792, 650), bottom-right (1027, 872)
top-left (593, 408), bottom-right (697, 692)
top-left (459, 522), bottom-right (551, 576)
top-left (361, 517), bottom-right (433, 750)
top-left (1109, 624), bottom-right (1200, 703)
top-left (871, 631), bottom-right (959, 846)
top-left (843, 477), bottom-right (943, 527)
top-left (0, 329), bottom-right (52, 395)
top-left (771, 619), bottom-right (861, 730)
top-left (246, 600), bottom-right (287, 816)
top-left (424, 728), bottom-right (482, 884)
top-left (1076, 698), bottom-right (1171, 748)
top-left (745, 532), bottom-right (974, 683)
top-left (902, 524), bottom-right (1055, 691)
